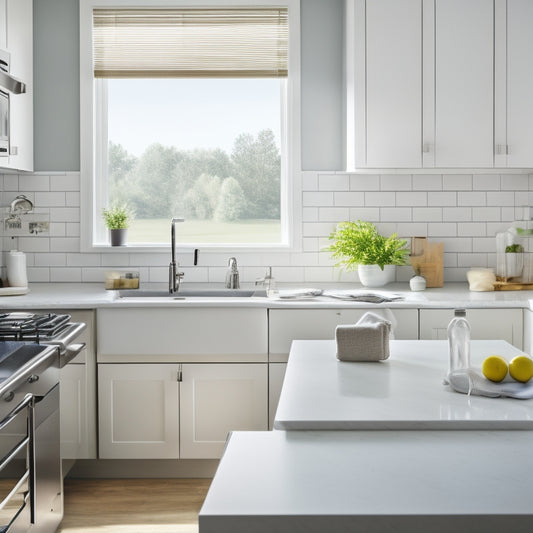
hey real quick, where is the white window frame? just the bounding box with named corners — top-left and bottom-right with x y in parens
top-left (80, 0), bottom-right (301, 253)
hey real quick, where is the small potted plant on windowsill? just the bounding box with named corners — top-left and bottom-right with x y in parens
top-left (326, 220), bottom-right (410, 287)
top-left (102, 203), bottom-right (134, 246)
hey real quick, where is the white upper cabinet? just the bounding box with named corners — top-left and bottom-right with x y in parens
top-left (348, 0), bottom-right (530, 170)
top-left (1, 0), bottom-right (33, 171)
top-left (355, 0), bottom-right (422, 168)
top-left (432, 0), bottom-right (494, 168)
top-left (495, 0), bottom-right (533, 168)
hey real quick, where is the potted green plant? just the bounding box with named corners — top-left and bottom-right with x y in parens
top-left (504, 243), bottom-right (524, 279)
top-left (102, 203), bottom-right (133, 246)
top-left (326, 220), bottom-right (409, 287)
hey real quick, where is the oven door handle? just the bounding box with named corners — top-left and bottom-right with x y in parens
top-left (63, 343), bottom-right (86, 365)
top-left (0, 393), bottom-right (33, 431)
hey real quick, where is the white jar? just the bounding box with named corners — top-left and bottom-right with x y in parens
top-left (409, 274), bottom-right (426, 292)
top-left (6, 250), bottom-right (28, 287)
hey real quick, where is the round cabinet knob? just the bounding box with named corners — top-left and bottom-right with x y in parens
top-left (3, 391), bottom-right (15, 402)
top-left (27, 374), bottom-right (40, 384)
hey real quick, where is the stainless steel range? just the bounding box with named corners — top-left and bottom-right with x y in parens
top-left (0, 312), bottom-right (86, 533)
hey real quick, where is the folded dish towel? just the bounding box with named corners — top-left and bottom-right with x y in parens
top-left (445, 369), bottom-right (533, 400)
top-left (335, 312), bottom-right (391, 362)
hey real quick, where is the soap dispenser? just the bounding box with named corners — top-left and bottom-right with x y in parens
top-left (257, 267), bottom-right (278, 299)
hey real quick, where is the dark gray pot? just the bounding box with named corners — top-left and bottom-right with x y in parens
top-left (110, 228), bottom-right (127, 246)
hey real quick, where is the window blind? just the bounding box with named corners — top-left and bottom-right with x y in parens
top-left (93, 8), bottom-right (288, 78)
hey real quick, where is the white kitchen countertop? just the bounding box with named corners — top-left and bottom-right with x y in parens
top-left (1, 282), bottom-right (533, 309)
top-left (274, 339), bottom-right (533, 430)
top-left (199, 429), bottom-right (533, 533)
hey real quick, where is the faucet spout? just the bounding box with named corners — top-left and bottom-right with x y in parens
top-left (169, 217), bottom-right (185, 293)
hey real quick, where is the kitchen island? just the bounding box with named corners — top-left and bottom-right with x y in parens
top-left (200, 339), bottom-right (533, 532)
top-left (200, 429), bottom-right (533, 533)
top-left (274, 339), bottom-right (532, 430)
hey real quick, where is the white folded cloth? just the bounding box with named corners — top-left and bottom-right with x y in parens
top-left (445, 369), bottom-right (533, 400)
top-left (335, 312), bottom-right (391, 362)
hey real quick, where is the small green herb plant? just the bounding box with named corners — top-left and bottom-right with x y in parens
top-left (327, 220), bottom-right (409, 271)
top-left (505, 243), bottom-right (524, 253)
top-left (101, 203), bottom-right (133, 230)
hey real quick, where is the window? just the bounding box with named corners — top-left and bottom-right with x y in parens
top-left (80, 1), bottom-right (299, 250)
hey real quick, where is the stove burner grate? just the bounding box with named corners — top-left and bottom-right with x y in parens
top-left (0, 312), bottom-right (71, 341)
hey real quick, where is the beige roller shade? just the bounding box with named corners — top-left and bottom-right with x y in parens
top-left (93, 8), bottom-right (288, 78)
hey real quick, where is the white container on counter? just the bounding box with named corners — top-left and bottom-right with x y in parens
top-left (6, 250), bottom-right (28, 287)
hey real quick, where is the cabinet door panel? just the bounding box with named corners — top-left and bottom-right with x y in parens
top-left (434, 0), bottom-right (493, 167)
top-left (419, 309), bottom-right (523, 349)
top-left (269, 362), bottom-right (287, 430)
top-left (506, 0), bottom-right (533, 167)
top-left (365, 0), bottom-right (422, 167)
top-left (269, 308), bottom-right (418, 359)
top-left (98, 364), bottom-right (179, 459)
top-left (180, 364), bottom-right (267, 459)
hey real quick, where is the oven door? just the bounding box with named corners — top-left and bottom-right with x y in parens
top-left (0, 90), bottom-right (8, 157)
top-left (0, 394), bottom-right (32, 533)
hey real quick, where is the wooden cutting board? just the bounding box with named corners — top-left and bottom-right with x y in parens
top-left (409, 237), bottom-right (444, 287)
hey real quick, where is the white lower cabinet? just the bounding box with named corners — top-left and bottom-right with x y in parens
top-left (268, 308), bottom-right (419, 360)
top-left (58, 310), bottom-right (97, 459)
top-left (98, 362), bottom-right (267, 460)
top-left (419, 308), bottom-right (523, 349)
top-left (268, 362), bottom-right (287, 430)
top-left (180, 363), bottom-right (267, 459)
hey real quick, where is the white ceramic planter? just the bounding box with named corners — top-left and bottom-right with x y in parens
top-left (357, 264), bottom-right (396, 288)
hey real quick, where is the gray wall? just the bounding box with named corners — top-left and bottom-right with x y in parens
top-left (32, 0), bottom-right (344, 172)
top-left (33, 0), bottom-right (80, 172)
top-left (300, 0), bottom-right (344, 170)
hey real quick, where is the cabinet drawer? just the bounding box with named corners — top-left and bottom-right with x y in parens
top-left (419, 309), bottom-right (523, 349)
top-left (97, 308), bottom-right (267, 361)
top-left (269, 308), bottom-right (418, 360)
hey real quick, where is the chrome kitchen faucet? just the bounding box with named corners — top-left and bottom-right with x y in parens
top-left (169, 217), bottom-right (185, 293)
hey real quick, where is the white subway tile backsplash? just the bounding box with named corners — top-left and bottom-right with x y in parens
top-left (473, 174), bottom-right (500, 190)
top-left (50, 238), bottom-right (79, 253)
top-left (34, 253), bottom-right (66, 267)
top-left (412, 207), bottom-right (442, 222)
top-left (412, 174), bottom-right (442, 191)
top-left (501, 174), bottom-right (529, 191)
top-left (318, 174), bottom-right (349, 191)
top-left (50, 173), bottom-right (80, 192)
top-left (302, 191), bottom-right (334, 206)
top-left (301, 171), bottom-right (318, 191)
top-left (381, 174), bottom-right (411, 191)
top-left (443, 207), bottom-right (472, 222)
top-left (365, 191), bottom-right (395, 206)
top-left (396, 191), bottom-right (426, 206)
top-left (2, 170), bottom-right (532, 284)
top-left (457, 253), bottom-right (488, 268)
top-left (333, 191), bottom-right (364, 207)
top-left (18, 175), bottom-right (50, 192)
top-left (457, 222), bottom-right (486, 237)
top-left (486, 191), bottom-right (514, 206)
top-left (380, 207), bottom-right (411, 222)
top-left (35, 192), bottom-right (66, 207)
top-left (49, 207), bottom-right (79, 223)
top-left (396, 222), bottom-right (427, 237)
top-left (50, 267), bottom-right (82, 282)
top-left (443, 174), bottom-right (472, 191)
top-left (302, 207), bottom-right (319, 222)
top-left (472, 207), bottom-right (501, 222)
top-left (457, 191), bottom-right (486, 206)
top-left (428, 191), bottom-right (456, 206)
top-left (66, 192), bottom-right (80, 207)
top-left (427, 222), bottom-right (456, 237)
top-left (349, 174), bottom-right (379, 191)
top-left (319, 207), bottom-right (350, 222)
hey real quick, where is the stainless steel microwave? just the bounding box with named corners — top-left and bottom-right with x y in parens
top-left (0, 49), bottom-right (26, 157)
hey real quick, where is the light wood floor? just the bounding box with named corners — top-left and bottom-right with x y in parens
top-left (57, 478), bottom-right (212, 533)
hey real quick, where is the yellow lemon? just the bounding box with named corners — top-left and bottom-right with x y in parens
top-left (481, 355), bottom-right (508, 382)
top-left (509, 355), bottom-right (533, 383)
